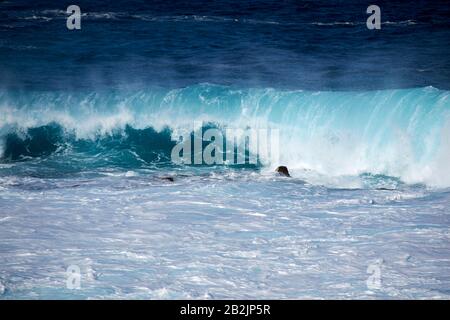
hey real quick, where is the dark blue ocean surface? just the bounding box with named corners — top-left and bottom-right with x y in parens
top-left (1, 0), bottom-right (449, 90)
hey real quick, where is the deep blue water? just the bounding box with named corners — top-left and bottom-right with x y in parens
top-left (0, 0), bottom-right (449, 299)
top-left (1, 0), bottom-right (450, 91)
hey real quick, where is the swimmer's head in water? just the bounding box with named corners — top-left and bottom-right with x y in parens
top-left (275, 166), bottom-right (290, 177)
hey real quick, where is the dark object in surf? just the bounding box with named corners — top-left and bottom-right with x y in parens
top-left (275, 166), bottom-right (291, 177)
top-left (160, 176), bottom-right (175, 182)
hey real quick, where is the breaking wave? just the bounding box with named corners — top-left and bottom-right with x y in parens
top-left (0, 84), bottom-right (449, 186)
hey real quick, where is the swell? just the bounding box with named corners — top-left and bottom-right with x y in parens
top-left (3, 9), bottom-right (423, 26)
top-left (0, 84), bottom-right (449, 186)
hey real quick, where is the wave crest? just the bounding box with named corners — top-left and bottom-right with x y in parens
top-left (0, 84), bottom-right (449, 186)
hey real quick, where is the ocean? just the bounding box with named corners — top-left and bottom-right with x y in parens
top-left (0, 0), bottom-right (449, 299)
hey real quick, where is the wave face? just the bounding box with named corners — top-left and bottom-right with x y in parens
top-left (1, 84), bottom-right (449, 187)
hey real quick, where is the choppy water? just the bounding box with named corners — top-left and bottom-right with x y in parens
top-left (0, 0), bottom-right (449, 299)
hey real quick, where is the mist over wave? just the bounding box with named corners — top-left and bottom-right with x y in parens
top-left (1, 84), bottom-right (449, 187)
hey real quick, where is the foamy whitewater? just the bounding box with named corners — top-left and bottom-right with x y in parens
top-left (1, 85), bottom-right (449, 299)
top-left (1, 0), bottom-right (450, 299)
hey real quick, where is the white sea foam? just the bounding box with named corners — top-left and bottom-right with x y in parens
top-left (0, 171), bottom-right (448, 299)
